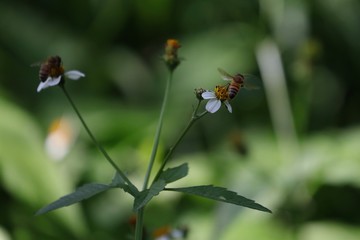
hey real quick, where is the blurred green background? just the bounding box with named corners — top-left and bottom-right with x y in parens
top-left (1, 0), bottom-right (360, 239)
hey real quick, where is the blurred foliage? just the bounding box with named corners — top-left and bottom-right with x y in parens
top-left (1, 0), bottom-right (360, 239)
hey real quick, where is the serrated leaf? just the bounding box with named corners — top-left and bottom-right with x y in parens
top-left (36, 183), bottom-right (112, 215)
top-left (166, 185), bottom-right (271, 213)
top-left (158, 163), bottom-right (188, 184)
top-left (133, 180), bottom-right (166, 211)
top-left (110, 171), bottom-right (126, 187)
top-left (110, 171), bottom-right (139, 197)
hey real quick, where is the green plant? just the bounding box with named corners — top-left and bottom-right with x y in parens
top-left (34, 39), bottom-right (271, 240)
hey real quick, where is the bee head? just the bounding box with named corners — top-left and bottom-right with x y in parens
top-left (233, 74), bottom-right (244, 84)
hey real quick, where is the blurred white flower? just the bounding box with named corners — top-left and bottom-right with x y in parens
top-left (45, 117), bottom-right (78, 161)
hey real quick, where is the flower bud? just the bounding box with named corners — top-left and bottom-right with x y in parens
top-left (163, 39), bottom-right (181, 71)
top-left (194, 88), bottom-right (206, 100)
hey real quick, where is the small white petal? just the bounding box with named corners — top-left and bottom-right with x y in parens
top-left (47, 76), bottom-right (62, 86)
top-left (202, 91), bottom-right (216, 99)
top-left (65, 70), bottom-right (85, 80)
top-left (37, 77), bottom-right (51, 92)
top-left (224, 100), bottom-right (232, 113)
top-left (37, 82), bottom-right (47, 92)
top-left (206, 99), bottom-right (221, 113)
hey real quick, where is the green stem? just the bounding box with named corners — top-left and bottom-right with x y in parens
top-left (60, 85), bottom-right (137, 194)
top-left (152, 101), bottom-right (208, 183)
top-left (134, 207), bottom-right (144, 240)
top-left (135, 71), bottom-right (173, 240)
top-left (142, 72), bottom-right (173, 190)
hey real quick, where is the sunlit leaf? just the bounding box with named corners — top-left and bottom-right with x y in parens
top-left (133, 180), bottom-right (166, 211)
top-left (166, 185), bottom-right (271, 213)
top-left (158, 163), bottom-right (189, 184)
top-left (36, 183), bottom-right (112, 215)
top-left (0, 98), bottom-right (86, 234)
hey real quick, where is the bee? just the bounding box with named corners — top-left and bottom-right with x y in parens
top-left (229, 129), bottom-right (249, 157)
top-left (32, 56), bottom-right (64, 82)
top-left (218, 68), bottom-right (259, 99)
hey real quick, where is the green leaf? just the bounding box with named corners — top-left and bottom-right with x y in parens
top-left (36, 183), bottom-right (112, 215)
top-left (110, 171), bottom-right (139, 197)
top-left (132, 164), bottom-right (188, 211)
top-left (133, 180), bottom-right (166, 211)
top-left (158, 163), bottom-right (189, 184)
top-left (166, 185), bottom-right (271, 213)
top-left (110, 171), bottom-right (126, 187)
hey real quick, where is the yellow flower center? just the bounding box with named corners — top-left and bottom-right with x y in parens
top-left (215, 85), bottom-right (229, 101)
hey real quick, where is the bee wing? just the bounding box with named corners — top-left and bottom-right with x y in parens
top-left (243, 74), bottom-right (261, 90)
top-left (30, 61), bottom-right (42, 67)
top-left (217, 68), bottom-right (233, 81)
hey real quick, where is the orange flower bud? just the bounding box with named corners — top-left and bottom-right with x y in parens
top-left (163, 39), bottom-right (181, 71)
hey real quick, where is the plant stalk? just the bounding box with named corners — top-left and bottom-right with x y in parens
top-left (135, 71), bottom-right (173, 240)
top-left (60, 85), bottom-right (137, 194)
top-left (142, 71), bottom-right (173, 190)
top-left (153, 101), bottom-right (208, 183)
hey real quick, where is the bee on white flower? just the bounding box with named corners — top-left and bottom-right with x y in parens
top-left (32, 55), bottom-right (85, 92)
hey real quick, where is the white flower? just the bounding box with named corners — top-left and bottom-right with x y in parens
top-left (37, 70), bottom-right (85, 92)
top-left (201, 87), bottom-right (232, 113)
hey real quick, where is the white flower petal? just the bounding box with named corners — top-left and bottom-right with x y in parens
top-left (65, 70), bottom-right (85, 80)
top-left (205, 99), bottom-right (221, 113)
top-left (202, 91), bottom-right (216, 99)
top-left (37, 77), bottom-right (51, 92)
top-left (224, 100), bottom-right (232, 113)
top-left (47, 76), bottom-right (62, 86)
top-left (37, 82), bottom-right (47, 92)
top-left (37, 76), bottom-right (62, 92)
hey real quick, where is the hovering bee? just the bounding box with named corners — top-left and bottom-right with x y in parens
top-left (229, 129), bottom-right (249, 157)
top-left (217, 68), bottom-right (259, 99)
